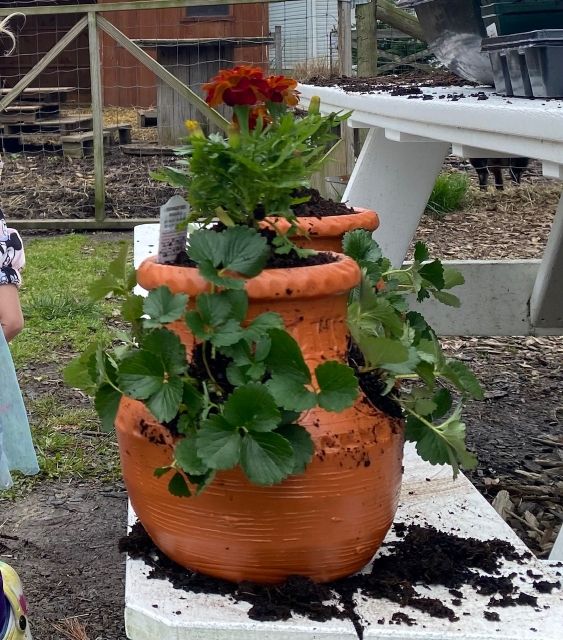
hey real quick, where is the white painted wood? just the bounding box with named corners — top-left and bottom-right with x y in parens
top-left (299, 83), bottom-right (563, 330)
top-left (407, 260), bottom-right (553, 337)
top-left (543, 162), bottom-right (563, 180)
top-left (124, 445), bottom-right (563, 640)
top-left (299, 85), bottom-right (563, 165)
top-left (550, 529), bottom-right (563, 561)
top-left (529, 194), bottom-right (563, 328)
top-left (342, 127), bottom-right (448, 267)
top-left (451, 144), bottom-right (514, 159)
top-left (384, 129), bottom-right (435, 143)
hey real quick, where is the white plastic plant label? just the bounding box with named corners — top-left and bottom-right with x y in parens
top-left (158, 195), bottom-right (189, 264)
top-left (486, 22), bottom-right (498, 38)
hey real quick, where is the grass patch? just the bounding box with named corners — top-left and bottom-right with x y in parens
top-left (3, 234), bottom-right (128, 497)
top-left (426, 172), bottom-right (470, 218)
top-left (11, 234), bottom-right (127, 368)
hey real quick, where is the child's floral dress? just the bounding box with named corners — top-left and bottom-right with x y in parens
top-left (0, 204), bottom-right (39, 489)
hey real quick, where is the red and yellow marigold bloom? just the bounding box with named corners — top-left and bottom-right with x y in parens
top-left (203, 65), bottom-right (269, 107)
top-left (266, 75), bottom-right (300, 106)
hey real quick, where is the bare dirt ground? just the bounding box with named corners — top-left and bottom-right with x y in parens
top-left (0, 150), bottom-right (562, 639)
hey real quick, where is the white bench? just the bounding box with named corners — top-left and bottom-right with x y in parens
top-left (124, 223), bottom-right (563, 640)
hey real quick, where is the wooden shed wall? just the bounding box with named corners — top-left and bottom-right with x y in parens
top-left (100, 2), bottom-right (270, 108)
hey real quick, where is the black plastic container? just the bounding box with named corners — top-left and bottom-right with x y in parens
top-left (481, 1), bottom-right (563, 37)
top-left (482, 29), bottom-right (563, 97)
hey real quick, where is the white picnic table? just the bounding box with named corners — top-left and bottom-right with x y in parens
top-left (298, 83), bottom-right (563, 337)
top-left (123, 223), bottom-right (563, 640)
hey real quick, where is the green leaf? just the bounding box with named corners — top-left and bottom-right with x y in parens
top-left (94, 384), bottom-right (122, 432)
top-left (223, 289), bottom-right (248, 321)
top-left (154, 466), bottom-right (171, 478)
top-left (89, 272), bottom-right (122, 301)
top-left (175, 437), bottom-right (208, 475)
top-left (197, 259), bottom-right (244, 290)
top-left (443, 267), bottom-right (465, 290)
top-left (118, 351), bottom-right (164, 399)
top-left (196, 292), bottom-right (232, 326)
top-left (358, 335), bottom-right (410, 367)
top-left (146, 376), bottom-right (183, 423)
top-left (432, 388), bottom-right (453, 419)
top-left (432, 290), bottom-right (461, 308)
top-left (226, 364), bottom-right (249, 387)
top-left (315, 361), bottom-right (358, 412)
top-left (168, 472), bottom-right (191, 497)
top-left (143, 287), bottom-right (188, 327)
top-left (413, 242), bottom-right (430, 263)
top-left (196, 414), bottom-right (242, 470)
top-left (221, 227), bottom-right (270, 277)
top-left (405, 408), bottom-right (477, 477)
top-left (121, 294), bottom-right (144, 322)
top-left (342, 229), bottom-right (382, 263)
top-left (142, 329), bottom-right (187, 376)
top-left (245, 312), bottom-right (284, 342)
top-left (276, 424), bottom-right (314, 474)
top-left (187, 228), bottom-right (221, 266)
top-left (64, 344), bottom-right (97, 393)
top-left (189, 227), bottom-right (269, 280)
top-left (108, 242), bottom-right (130, 282)
top-left (210, 319), bottom-right (247, 348)
top-left (441, 360), bottom-right (484, 400)
top-left (181, 383), bottom-right (204, 421)
top-left (419, 260), bottom-right (445, 290)
top-left (406, 311), bottom-right (433, 340)
top-left (223, 384), bottom-right (281, 432)
top-left (266, 328), bottom-right (311, 383)
top-left (240, 431), bottom-right (295, 485)
top-left (266, 375), bottom-right (317, 412)
top-left (185, 310), bottom-right (207, 339)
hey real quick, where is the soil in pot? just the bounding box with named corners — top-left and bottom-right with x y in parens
top-left (267, 187), bottom-right (379, 252)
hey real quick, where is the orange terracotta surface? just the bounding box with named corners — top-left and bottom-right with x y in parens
top-left (262, 207), bottom-right (379, 252)
top-left (118, 253), bottom-right (404, 584)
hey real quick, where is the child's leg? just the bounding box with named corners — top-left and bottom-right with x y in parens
top-left (0, 285), bottom-right (23, 342)
top-left (0, 562), bottom-right (32, 639)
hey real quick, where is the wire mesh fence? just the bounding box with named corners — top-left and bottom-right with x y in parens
top-left (0, 1), bottom-right (439, 227)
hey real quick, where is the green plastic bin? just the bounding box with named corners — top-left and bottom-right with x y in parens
top-left (481, 1), bottom-right (563, 37)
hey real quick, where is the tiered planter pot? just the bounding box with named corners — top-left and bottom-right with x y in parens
top-left (115, 253), bottom-right (404, 584)
top-left (264, 207), bottom-right (379, 252)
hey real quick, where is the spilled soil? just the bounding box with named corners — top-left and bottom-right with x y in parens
top-left (119, 519), bottom-right (561, 640)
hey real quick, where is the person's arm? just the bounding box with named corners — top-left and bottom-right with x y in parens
top-left (0, 284), bottom-right (24, 341)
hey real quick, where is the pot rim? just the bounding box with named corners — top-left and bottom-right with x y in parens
top-left (263, 207), bottom-right (379, 237)
top-left (137, 251), bottom-right (361, 301)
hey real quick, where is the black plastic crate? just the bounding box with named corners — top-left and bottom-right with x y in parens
top-left (482, 29), bottom-right (563, 97)
top-left (481, 1), bottom-right (563, 37)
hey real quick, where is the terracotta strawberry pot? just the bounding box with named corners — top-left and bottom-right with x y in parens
top-left (115, 253), bottom-right (404, 584)
top-left (263, 207), bottom-right (379, 252)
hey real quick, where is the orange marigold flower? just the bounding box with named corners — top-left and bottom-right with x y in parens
top-left (203, 65), bottom-right (269, 107)
top-left (266, 75), bottom-right (300, 106)
top-left (248, 104), bottom-right (272, 131)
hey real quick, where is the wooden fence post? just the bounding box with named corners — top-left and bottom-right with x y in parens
top-left (274, 25), bottom-right (282, 74)
top-left (88, 11), bottom-right (106, 222)
top-left (356, 0), bottom-right (378, 77)
top-left (337, 0), bottom-right (354, 175)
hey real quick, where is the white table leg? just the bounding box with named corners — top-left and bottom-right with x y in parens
top-left (529, 188), bottom-right (563, 329)
top-left (342, 127), bottom-right (449, 266)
